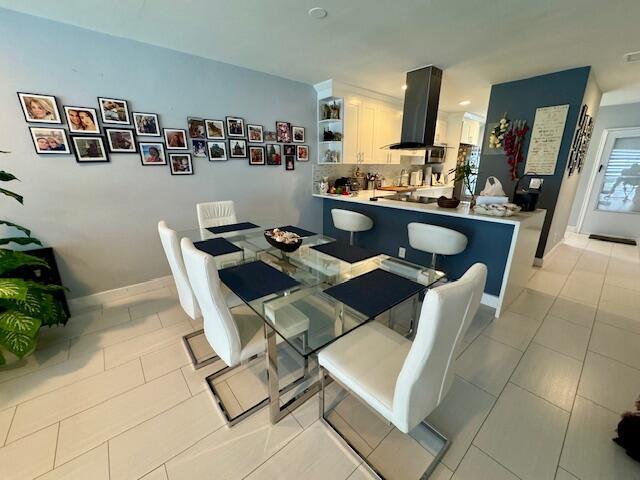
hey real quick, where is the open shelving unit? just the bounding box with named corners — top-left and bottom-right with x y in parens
top-left (317, 96), bottom-right (343, 164)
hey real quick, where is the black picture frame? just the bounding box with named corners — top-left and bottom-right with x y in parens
top-left (18, 92), bottom-right (62, 124)
top-left (29, 127), bottom-right (71, 154)
top-left (187, 117), bottom-right (206, 139)
top-left (266, 144), bottom-right (281, 165)
top-left (169, 153), bottom-right (194, 175)
top-left (205, 119), bottom-right (225, 140)
top-left (139, 142), bottom-right (167, 166)
top-left (285, 155), bottom-right (295, 171)
top-left (296, 145), bottom-right (309, 162)
top-left (276, 121), bottom-right (291, 143)
top-left (283, 144), bottom-right (296, 156)
top-left (63, 106), bottom-right (100, 134)
top-left (132, 112), bottom-right (161, 137)
top-left (226, 116), bottom-right (245, 138)
top-left (207, 141), bottom-right (227, 161)
top-left (97, 97), bottom-right (130, 125)
top-left (247, 124), bottom-right (264, 143)
top-left (249, 146), bottom-right (265, 165)
top-left (71, 135), bottom-right (110, 163)
top-left (105, 128), bottom-right (138, 153)
top-left (192, 139), bottom-right (208, 158)
top-left (229, 139), bottom-right (247, 158)
top-left (163, 128), bottom-right (189, 150)
top-left (292, 126), bottom-right (305, 143)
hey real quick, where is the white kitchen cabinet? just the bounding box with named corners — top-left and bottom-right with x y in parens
top-left (343, 97), bottom-right (375, 164)
top-left (434, 118), bottom-right (447, 144)
top-left (373, 103), bottom-right (402, 164)
top-left (461, 119), bottom-right (480, 146)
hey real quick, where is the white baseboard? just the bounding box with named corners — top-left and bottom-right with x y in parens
top-left (68, 275), bottom-right (174, 313)
top-left (481, 293), bottom-right (499, 309)
top-left (566, 225), bottom-right (578, 233)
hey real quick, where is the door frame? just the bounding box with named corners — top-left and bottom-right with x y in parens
top-left (576, 126), bottom-right (640, 232)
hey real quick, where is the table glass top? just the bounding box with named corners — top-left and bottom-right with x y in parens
top-left (179, 222), bottom-right (445, 357)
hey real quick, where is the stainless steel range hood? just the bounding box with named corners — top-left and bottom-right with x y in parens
top-left (385, 65), bottom-right (444, 151)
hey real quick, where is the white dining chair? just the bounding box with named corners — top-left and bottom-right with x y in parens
top-left (196, 200), bottom-right (237, 229)
top-left (180, 237), bottom-right (310, 425)
top-left (158, 221), bottom-right (241, 369)
top-left (331, 208), bottom-right (374, 246)
top-left (318, 263), bottom-right (487, 478)
top-left (408, 222), bottom-right (468, 271)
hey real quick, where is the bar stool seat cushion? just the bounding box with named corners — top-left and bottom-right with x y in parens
top-left (408, 223), bottom-right (467, 256)
top-left (331, 209), bottom-right (374, 233)
top-left (319, 321), bottom-right (410, 423)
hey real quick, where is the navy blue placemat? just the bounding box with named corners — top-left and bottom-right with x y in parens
top-left (219, 260), bottom-right (300, 302)
top-left (324, 269), bottom-right (425, 319)
top-left (310, 241), bottom-right (379, 264)
top-left (277, 225), bottom-right (317, 238)
top-left (206, 222), bottom-right (259, 234)
top-left (194, 238), bottom-right (242, 257)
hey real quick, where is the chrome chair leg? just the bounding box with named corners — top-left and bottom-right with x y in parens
top-left (349, 231), bottom-right (355, 246)
top-left (182, 329), bottom-right (220, 370)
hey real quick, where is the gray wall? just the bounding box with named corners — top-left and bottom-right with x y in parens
top-left (569, 101), bottom-right (640, 227)
top-left (0, 9), bottom-right (319, 298)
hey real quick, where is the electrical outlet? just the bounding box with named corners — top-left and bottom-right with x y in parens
top-left (398, 247), bottom-right (406, 258)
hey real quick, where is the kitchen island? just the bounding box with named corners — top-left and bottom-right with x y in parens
top-left (313, 190), bottom-right (545, 317)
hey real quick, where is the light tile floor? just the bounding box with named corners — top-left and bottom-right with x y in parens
top-left (1, 234), bottom-right (639, 479)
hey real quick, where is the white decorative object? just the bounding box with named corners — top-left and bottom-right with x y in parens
top-left (473, 203), bottom-right (521, 217)
top-left (479, 176), bottom-right (506, 196)
top-left (525, 104), bottom-right (569, 175)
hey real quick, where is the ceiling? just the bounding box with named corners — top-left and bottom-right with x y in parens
top-left (2, 0), bottom-right (640, 115)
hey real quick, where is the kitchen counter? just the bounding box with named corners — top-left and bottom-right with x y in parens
top-left (315, 191), bottom-right (546, 317)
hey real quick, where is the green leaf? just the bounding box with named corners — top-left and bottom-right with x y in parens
top-left (0, 249), bottom-right (49, 275)
top-left (0, 171), bottom-right (18, 182)
top-left (24, 281), bottom-right (67, 293)
top-left (0, 187), bottom-right (23, 204)
top-left (0, 237), bottom-right (42, 247)
top-left (0, 278), bottom-right (28, 301)
top-left (0, 310), bottom-right (41, 335)
top-left (0, 349), bottom-right (5, 365)
top-left (0, 220), bottom-right (31, 236)
top-left (0, 329), bottom-right (36, 358)
top-left (0, 290), bottom-right (64, 327)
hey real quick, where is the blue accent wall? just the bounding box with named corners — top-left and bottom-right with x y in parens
top-left (321, 199), bottom-right (514, 296)
top-left (476, 67), bottom-right (590, 257)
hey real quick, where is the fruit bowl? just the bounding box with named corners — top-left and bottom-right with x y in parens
top-left (264, 229), bottom-right (303, 253)
top-left (436, 196), bottom-right (461, 208)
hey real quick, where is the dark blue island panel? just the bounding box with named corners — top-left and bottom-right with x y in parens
top-left (321, 199), bottom-right (514, 297)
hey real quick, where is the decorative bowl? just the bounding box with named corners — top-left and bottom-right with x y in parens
top-left (264, 229), bottom-right (303, 253)
top-left (437, 196), bottom-right (461, 208)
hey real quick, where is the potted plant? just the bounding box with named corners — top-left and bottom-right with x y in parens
top-left (444, 157), bottom-right (478, 208)
top-left (0, 150), bottom-right (68, 365)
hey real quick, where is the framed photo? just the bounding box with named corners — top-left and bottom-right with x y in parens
top-left (297, 145), bottom-right (309, 162)
top-left (163, 128), bottom-right (188, 150)
top-left (205, 119), bottom-right (225, 140)
top-left (18, 93), bottom-right (61, 124)
top-left (192, 139), bottom-right (207, 158)
top-left (97, 97), bottom-right (130, 125)
top-left (64, 106), bottom-right (100, 133)
top-left (207, 141), bottom-right (227, 161)
top-left (264, 130), bottom-right (277, 142)
top-left (292, 126), bottom-right (305, 143)
top-left (283, 144), bottom-right (296, 156)
top-left (105, 128), bottom-right (137, 153)
top-left (266, 144), bottom-right (281, 165)
top-left (139, 142), bottom-right (166, 165)
top-left (285, 155), bottom-right (295, 171)
top-left (229, 139), bottom-right (247, 158)
top-left (187, 117), bottom-right (206, 139)
top-left (226, 116), bottom-right (245, 137)
top-left (247, 124), bottom-right (264, 143)
top-left (276, 121), bottom-right (291, 142)
top-left (249, 146), bottom-right (265, 165)
top-left (133, 112), bottom-right (160, 136)
top-left (29, 127), bottom-right (71, 154)
top-left (169, 153), bottom-right (193, 175)
top-left (72, 136), bottom-right (109, 163)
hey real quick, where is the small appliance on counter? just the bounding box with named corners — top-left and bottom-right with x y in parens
top-left (513, 174), bottom-right (544, 212)
top-left (409, 170), bottom-right (423, 186)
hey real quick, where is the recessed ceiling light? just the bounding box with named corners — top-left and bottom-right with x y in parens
top-left (459, 100), bottom-right (471, 106)
top-left (625, 51), bottom-right (640, 63)
top-left (308, 7), bottom-right (327, 19)
top-left (401, 84), bottom-right (408, 91)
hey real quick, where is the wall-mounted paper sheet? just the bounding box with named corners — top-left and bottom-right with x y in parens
top-left (525, 104), bottom-right (569, 175)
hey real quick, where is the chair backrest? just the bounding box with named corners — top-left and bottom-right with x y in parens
top-left (392, 263), bottom-right (487, 433)
top-left (180, 238), bottom-right (243, 366)
top-left (331, 209), bottom-right (373, 233)
top-left (408, 222), bottom-right (468, 256)
top-left (197, 201), bottom-right (237, 229)
top-left (157, 221), bottom-right (200, 320)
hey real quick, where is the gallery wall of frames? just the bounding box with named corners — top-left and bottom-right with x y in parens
top-left (18, 92), bottom-right (310, 176)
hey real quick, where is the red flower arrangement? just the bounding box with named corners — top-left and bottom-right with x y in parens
top-left (503, 120), bottom-right (529, 181)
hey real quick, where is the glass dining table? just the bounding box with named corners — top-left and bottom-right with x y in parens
top-left (179, 222), bottom-right (445, 424)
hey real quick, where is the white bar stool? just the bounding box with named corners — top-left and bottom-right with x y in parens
top-left (331, 209), bottom-right (373, 246)
top-left (408, 222), bottom-right (468, 270)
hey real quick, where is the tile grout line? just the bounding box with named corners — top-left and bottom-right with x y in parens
top-left (472, 443), bottom-right (524, 479)
top-left (107, 440), bottom-right (112, 480)
top-left (52, 422), bottom-right (61, 470)
top-left (583, 348), bottom-right (640, 375)
top-left (2, 405), bottom-right (18, 447)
